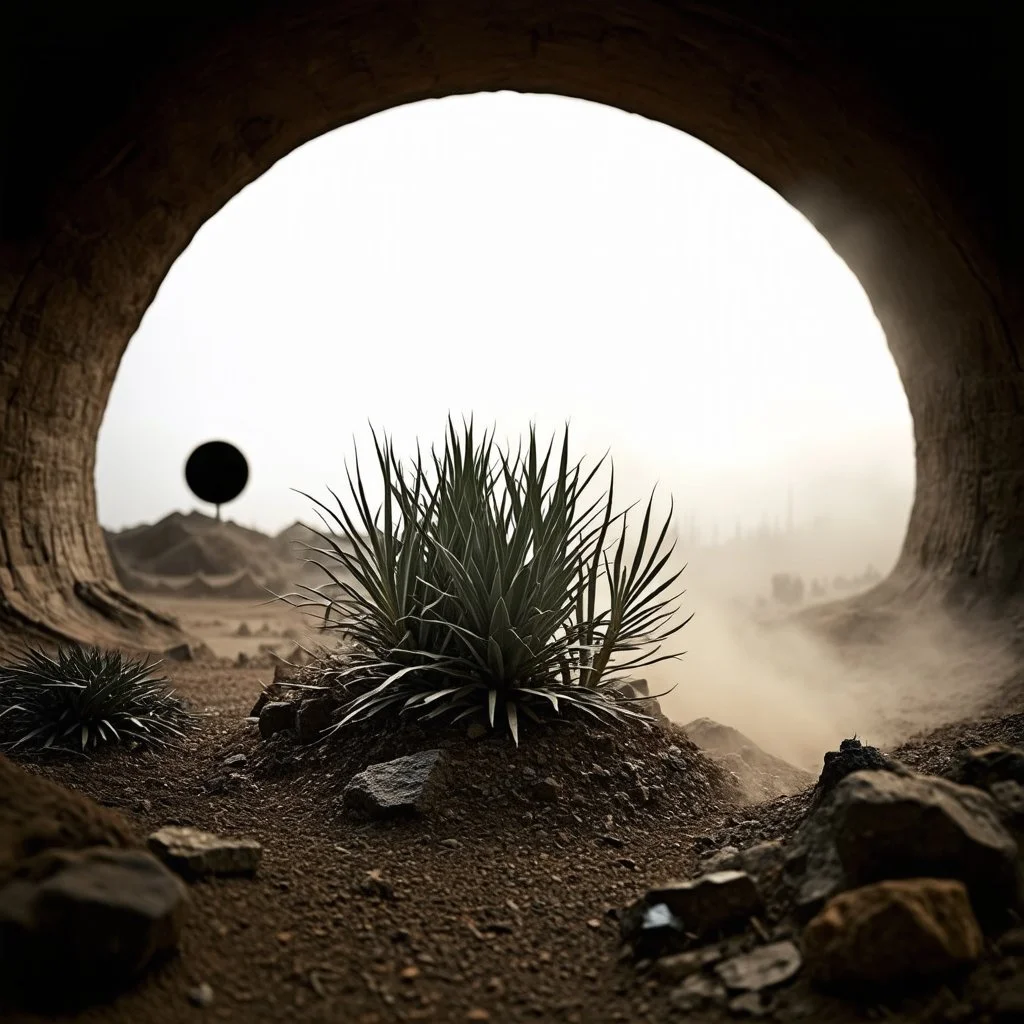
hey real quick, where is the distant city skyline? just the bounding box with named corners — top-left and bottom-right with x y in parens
top-left (96, 92), bottom-right (914, 536)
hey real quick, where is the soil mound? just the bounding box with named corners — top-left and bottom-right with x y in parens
top-left (106, 511), bottom-right (288, 581)
top-left (0, 755), bottom-right (138, 885)
top-left (252, 708), bottom-right (742, 837)
top-left (682, 717), bottom-right (815, 802)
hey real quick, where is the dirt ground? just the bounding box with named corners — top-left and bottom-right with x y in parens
top-left (5, 598), bottom-right (1024, 1023)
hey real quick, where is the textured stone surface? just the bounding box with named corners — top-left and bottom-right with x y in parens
top-left (0, 9), bottom-right (1020, 648)
top-left (295, 696), bottom-right (336, 743)
top-left (147, 826), bottom-right (262, 878)
top-left (646, 870), bottom-right (762, 937)
top-left (831, 770), bottom-right (1020, 918)
top-left (0, 847), bottom-right (187, 997)
top-left (258, 700), bottom-right (297, 739)
top-left (714, 940), bottom-right (803, 992)
top-left (803, 878), bottom-right (983, 987)
top-left (342, 750), bottom-right (447, 818)
top-left (954, 744), bottom-right (1024, 790)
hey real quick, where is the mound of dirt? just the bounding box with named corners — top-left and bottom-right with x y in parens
top-left (106, 511), bottom-right (288, 580)
top-left (0, 755), bottom-right (138, 885)
top-left (682, 717), bottom-right (815, 803)
top-left (252, 707), bottom-right (742, 836)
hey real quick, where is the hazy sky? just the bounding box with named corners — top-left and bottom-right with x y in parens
top-left (96, 92), bottom-right (914, 536)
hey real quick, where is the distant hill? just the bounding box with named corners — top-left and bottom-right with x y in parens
top-left (104, 511), bottom-right (362, 598)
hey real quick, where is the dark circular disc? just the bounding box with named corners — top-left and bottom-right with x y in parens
top-left (184, 441), bottom-right (249, 507)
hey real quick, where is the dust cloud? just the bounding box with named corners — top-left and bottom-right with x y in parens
top-left (632, 484), bottom-right (1019, 772)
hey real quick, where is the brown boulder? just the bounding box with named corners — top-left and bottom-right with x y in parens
top-left (803, 878), bottom-right (983, 988)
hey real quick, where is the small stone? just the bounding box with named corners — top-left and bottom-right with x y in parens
top-left (467, 1009), bottom-right (490, 1021)
top-left (700, 846), bottom-right (741, 873)
top-left (188, 982), bottom-right (214, 1007)
top-left (222, 753), bottom-right (247, 767)
top-left (533, 777), bottom-right (560, 802)
top-left (258, 700), bottom-right (297, 738)
top-left (645, 871), bottom-right (762, 937)
top-left (342, 750), bottom-right (447, 818)
top-left (728, 991), bottom-right (772, 1017)
top-left (714, 941), bottom-right (802, 992)
top-left (654, 946), bottom-right (723, 983)
top-left (400, 965), bottom-right (420, 981)
top-left (295, 696), bottom-right (335, 743)
top-left (147, 826), bottom-right (262, 878)
top-left (598, 834), bottom-right (625, 849)
top-left (669, 972), bottom-right (727, 1011)
top-left (737, 841), bottom-right (785, 880)
top-left (629, 902), bottom-right (686, 959)
top-left (803, 878), bottom-right (983, 987)
top-left (440, 838), bottom-right (461, 849)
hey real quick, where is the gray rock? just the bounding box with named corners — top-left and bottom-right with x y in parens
top-left (646, 870), bottom-right (763, 937)
top-left (700, 846), bottom-right (741, 873)
top-left (728, 991), bottom-right (773, 1017)
top-left (714, 940), bottom-right (802, 992)
top-left (738, 841), bottom-right (785, 880)
top-left (258, 700), bottom-right (297, 739)
top-left (147, 826), bottom-right (262, 878)
top-left (295, 696), bottom-right (335, 743)
top-left (222, 753), bottom-right (247, 767)
top-left (953, 743), bottom-right (1024, 790)
top-left (0, 847), bottom-right (187, 995)
top-left (810, 737), bottom-right (908, 808)
top-left (831, 770), bottom-right (1020, 918)
top-left (654, 946), bottom-right (723, 982)
top-left (669, 971), bottom-right (727, 1011)
top-left (342, 750), bottom-right (447, 818)
top-left (164, 642), bottom-right (197, 662)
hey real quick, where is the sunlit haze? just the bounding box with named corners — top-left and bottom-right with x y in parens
top-left (97, 92), bottom-right (913, 550)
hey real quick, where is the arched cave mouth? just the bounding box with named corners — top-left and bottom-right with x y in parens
top-left (0, 7), bottom-right (1019, 661)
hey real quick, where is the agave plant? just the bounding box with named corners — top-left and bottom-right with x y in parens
top-left (286, 418), bottom-right (690, 744)
top-left (0, 644), bottom-right (193, 753)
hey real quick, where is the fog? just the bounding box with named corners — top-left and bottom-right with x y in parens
top-left (95, 92), bottom-right (996, 771)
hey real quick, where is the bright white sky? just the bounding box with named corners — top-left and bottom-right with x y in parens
top-left (96, 92), bottom-right (914, 536)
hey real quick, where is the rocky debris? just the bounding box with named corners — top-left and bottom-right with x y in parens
top-left (714, 940), bottom-right (803, 992)
top-left (954, 743), bottom-right (1024, 790)
top-left (803, 878), bottom-right (983, 987)
top-left (830, 770), bottom-right (1019, 919)
top-left (626, 902), bottom-right (686, 959)
top-left (683, 718), bottom-right (815, 802)
top-left (223, 753), bottom-right (247, 767)
top-left (295, 696), bottom-right (336, 743)
top-left (701, 840), bottom-right (784, 883)
top-left (249, 681), bottom-right (284, 718)
top-left (163, 641), bottom-right (214, 663)
top-left (990, 779), bottom-right (1024, 838)
top-left (654, 946), bottom-right (723, 982)
top-left (258, 700), bottom-right (297, 739)
top-left (784, 768), bottom-right (1020, 923)
top-left (147, 826), bottom-right (262, 879)
top-left (643, 870), bottom-right (763, 938)
top-left (342, 750), bottom-right (448, 819)
top-left (668, 972), bottom-right (727, 1012)
top-left (0, 847), bottom-right (187, 1000)
top-left (810, 737), bottom-right (908, 807)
